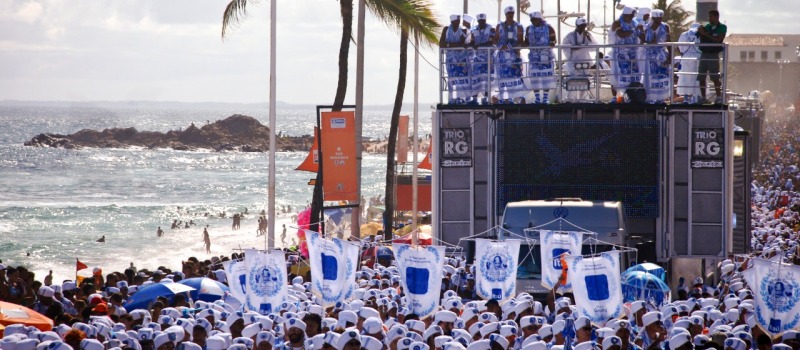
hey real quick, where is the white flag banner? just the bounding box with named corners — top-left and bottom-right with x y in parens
top-left (221, 259), bottom-right (248, 306)
top-left (742, 258), bottom-right (800, 335)
top-left (565, 251), bottom-right (622, 324)
top-left (540, 231), bottom-right (583, 290)
top-left (244, 249), bottom-right (288, 315)
top-left (393, 244), bottom-right (445, 318)
top-left (305, 230), bottom-right (359, 307)
top-left (474, 239), bottom-right (520, 301)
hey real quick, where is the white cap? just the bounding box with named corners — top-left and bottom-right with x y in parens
top-left (504, 6), bottom-right (515, 14)
top-left (642, 311), bottom-right (663, 327)
top-left (477, 13), bottom-right (487, 20)
top-left (650, 9), bottom-right (664, 18)
top-left (670, 333), bottom-right (691, 348)
top-left (639, 7), bottom-right (651, 15)
top-left (284, 318), bottom-right (306, 331)
top-left (529, 11), bottom-right (543, 19)
top-left (463, 14), bottom-right (474, 24)
top-left (574, 317), bottom-right (591, 330)
top-left (631, 301), bottom-right (646, 313)
top-left (576, 18), bottom-right (587, 25)
top-left (539, 325), bottom-right (553, 338)
top-left (603, 336), bottom-right (622, 349)
top-left (574, 341), bottom-right (598, 350)
top-left (724, 338), bottom-right (747, 350)
top-left (435, 311), bottom-right (458, 324)
top-left (362, 317), bottom-right (383, 335)
top-left (622, 6), bottom-right (634, 15)
top-left (450, 14), bottom-right (460, 22)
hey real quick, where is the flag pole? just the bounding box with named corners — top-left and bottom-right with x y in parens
top-left (412, 35), bottom-right (419, 247)
top-left (267, 0), bottom-right (277, 250)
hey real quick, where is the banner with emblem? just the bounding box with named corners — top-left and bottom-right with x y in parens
top-left (742, 257), bottom-right (800, 335)
top-left (305, 230), bottom-right (359, 307)
top-left (474, 239), bottom-right (520, 301)
top-left (540, 231), bottom-right (583, 290)
top-left (565, 251), bottom-right (622, 324)
top-left (244, 249), bottom-right (288, 315)
top-left (222, 258), bottom-right (248, 306)
top-left (393, 244), bottom-right (445, 318)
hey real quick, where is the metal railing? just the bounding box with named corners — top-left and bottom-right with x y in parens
top-left (439, 42), bottom-right (729, 106)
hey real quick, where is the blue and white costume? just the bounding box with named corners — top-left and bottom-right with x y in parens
top-left (444, 24), bottom-right (470, 100)
top-left (471, 23), bottom-right (494, 99)
top-left (642, 18), bottom-right (670, 101)
top-left (677, 24), bottom-right (702, 97)
top-left (495, 20), bottom-right (526, 100)
top-left (525, 18), bottom-right (556, 95)
top-left (610, 12), bottom-right (642, 90)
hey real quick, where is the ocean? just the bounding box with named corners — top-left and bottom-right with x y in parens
top-left (0, 102), bottom-right (431, 283)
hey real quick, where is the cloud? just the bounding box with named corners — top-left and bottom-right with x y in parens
top-left (14, 1), bottom-right (43, 23)
top-left (45, 25), bottom-right (63, 39)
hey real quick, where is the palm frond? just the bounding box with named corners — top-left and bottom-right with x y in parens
top-left (221, 0), bottom-right (253, 39)
top-left (365, 0), bottom-right (440, 47)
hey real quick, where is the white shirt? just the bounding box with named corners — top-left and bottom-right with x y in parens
top-left (562, 30), bottom-right (595, 61)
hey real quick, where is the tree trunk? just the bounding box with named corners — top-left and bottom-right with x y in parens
top-left (383, 28), bottom-right (409, 240)
top-left (312, 0), bottom-right (353, 234)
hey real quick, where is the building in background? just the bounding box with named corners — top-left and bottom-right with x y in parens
top-left (725, 34), bottom-right (800, 103)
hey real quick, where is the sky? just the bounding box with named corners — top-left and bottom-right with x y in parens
top-left (0, 0), bottom-right (796, 105)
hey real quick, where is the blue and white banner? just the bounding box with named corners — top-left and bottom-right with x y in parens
top-left (540, 231), bottom-right (583, 290)
top-left (244, 249), bottom-right (288, 315)
top-left (305, 230), bottom-right (359, 307)
top-left (474, 239), bottom-right (520, 301)
top-left (221, 259), bottom-right (248, 306)
top-left (742, 258), bottom-right (800, 335)
top-left (565, 251), bottom-right (622, 324)
top-left (393, 244), bottom-right (445, 318)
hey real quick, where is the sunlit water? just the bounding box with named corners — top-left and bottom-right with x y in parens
top-left (0, 103), bottom-right (431, 283)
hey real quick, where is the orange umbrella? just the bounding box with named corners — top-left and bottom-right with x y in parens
top-left (0, 301), bottom-right (53, 332)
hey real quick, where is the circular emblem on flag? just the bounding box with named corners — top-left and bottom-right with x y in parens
top-left (553, 207), bottom-right (569, 218)
top-left (249, 264), bottom-right (283, 297)
top-left (760, 270), bottom-right (800, 313)
top-left (479, 246), bottom-right (514, 283)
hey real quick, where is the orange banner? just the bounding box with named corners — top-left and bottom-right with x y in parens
top-left (397, 115), bottom-right (409, 163)
top-left (418, 141), bottom-right (432, 170)
top-left (295, 127), bottom-right (319, 173)
top-left (321, 111), bottom-right (358, 201)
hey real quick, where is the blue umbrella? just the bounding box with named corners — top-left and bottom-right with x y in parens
top-left (178, 277), bottom-right (230, 303)
top-left (624, 262), bottom-right (666, 282)
top-left (123, 282), bottom-right (195, 311)
top-left (621, 271), bottom-right (671, 307)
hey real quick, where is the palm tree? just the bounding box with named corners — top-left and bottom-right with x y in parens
top-left (378, 0), bottom-right (439, 236)
top-left (652, 0), bottom-right (694, 42)
top-left (221, 0), bottom-right (438, 235)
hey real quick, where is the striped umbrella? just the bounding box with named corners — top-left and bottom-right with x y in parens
top-left (178, 277), bottom-right (230, 303)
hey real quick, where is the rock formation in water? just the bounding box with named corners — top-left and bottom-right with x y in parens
top-left (23, 115), bottom-right (313, 152)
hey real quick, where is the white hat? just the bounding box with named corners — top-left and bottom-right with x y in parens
top-left (522, 341), bottom-right (548, 350)
top-left (38, 287), bottom-right (55, 298)
top-left (488, 334), bottom-right (509, 349)
top-left (622, 6), bottom-right (634, 15)
top-left (285, 318), bottom-right (306, 331)
top-left (642, 311), bottom-right (663, 327)
top-left (504, 6), bottom-right (515, 14)
top-left (724, 338), bottom-right (747, 350)
top-left (538, 325), bottom-right (553, 338)
top-left (153, 333), bottom-right (176, 350)
top-left (603, 336), bottom-right (622, 349)
top-left (671, 333), bottom-right (691, 348)
top-left (337, 329), bottom-right (361, 348)
top-left (477, 13), bottom-right (487, 20)
top-left (574, 342), bottom-right (598, 350)
top-left (255, 331), bottom-right (274, 345)
top-left (424, 326), bottom-right (443, 341)
top-left (638, 7), bottom-right (651, 15)
top-left (576, 17), bottom-right (587, 25)
top-left (362, 317), bottom-right (384, 335)
top-left (529, 11), bottom-right (543, 19)
top-left (650, 9), bottom-right (664, 18)
top-left (552, 320), bottom-right (566, 334)
top-left (574, 317), bottom-right (591, 330)
top-left (450, 14), bottom-right (460, 22)
top-left (358, 307), bottom-right (380, 319)
top-left (361, 335), bottom-right (382, 350)
top-left (694, 335), bottom-right (710, 347)
top-left (435, 311), bottom-right (458, 324)
top-left (463, 14), bottom-right (474, 24)
top-left (631, 301), bottom-right (646, 313)
top-left (596, 327), bottom-right (615, 338)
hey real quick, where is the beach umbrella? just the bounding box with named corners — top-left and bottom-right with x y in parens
top-left (624, 262), bottom-right (666, 282)
top-left (123, 282), bottom-right (195, 311)
top-left (393, 226), bottom-right (433, 245)
top-left (360, 222), bottom-right (383, 236)
top-left (0, 301), bottom-right (53, 331)
top-left (178, 277), bottom-right (230, 303)
top-left (621, 270), bottom-right (671, 307)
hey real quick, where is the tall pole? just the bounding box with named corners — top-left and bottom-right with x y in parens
top-left (412, 35), bottom-right (420, 246)
top-left (267, 0), bottom-right (277, 249)
top-left (587, 0), bottom-right (590, 26)
top-left (352, 0), bottom-right (365, 239)
top-left (463, 0), bottom-right (468, 14)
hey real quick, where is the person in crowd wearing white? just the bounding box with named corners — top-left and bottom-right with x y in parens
top-left (561, 17), bottom-right (595, 101)
top-left (524, 11), bottom-right (557, 104)
top-left (677, 23), bottom-right (702, 101)
top-left (493, 6), bottom-right (526, 104)
top-left (639, 9), bottom-right (671, 102)
top-left (469, 13), bottom-right (495, 104)
top-left (439, 14), bottom-right (469, 104)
